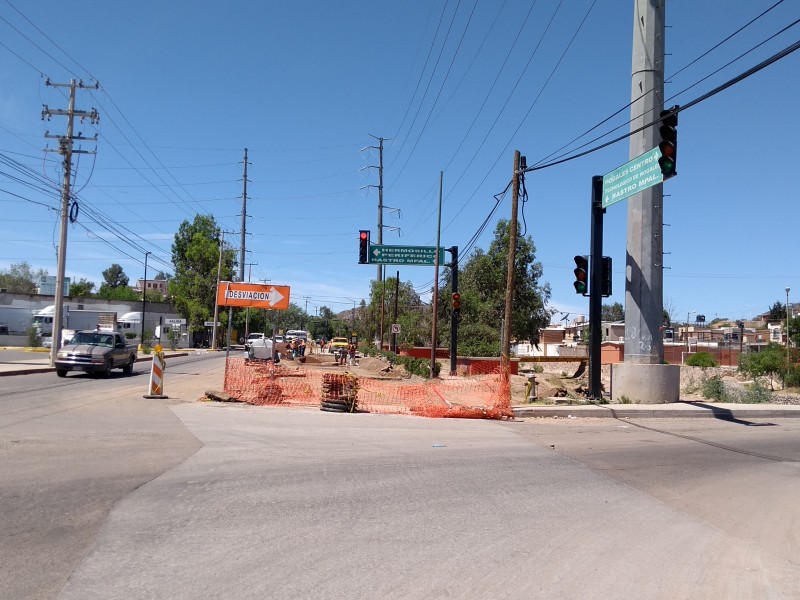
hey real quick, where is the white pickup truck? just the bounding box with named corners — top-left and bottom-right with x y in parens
top-left (54, 330), bottom-right (138, 378)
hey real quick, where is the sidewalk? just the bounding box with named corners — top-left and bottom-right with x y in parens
top-left (512, 401), bottom-right (800, 419)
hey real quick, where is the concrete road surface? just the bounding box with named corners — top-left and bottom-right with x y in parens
top-left (58, 405), bottom-right (799, 599)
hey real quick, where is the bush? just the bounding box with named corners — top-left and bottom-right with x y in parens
top-left (26, 327), bottom-right (42, 348)
top-left (740, 381), bottom-right (772, 404)
top-left (686, 352), bottom-right (718, 369)
top-left (362, 347), bottom-right (440, 378)
top-left (701, 375), bottom-right (727, 401)
top-left (784, 364), bottom-right (800, 389)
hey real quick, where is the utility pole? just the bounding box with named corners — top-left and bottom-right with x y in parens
top-left (614, 0), bottom-right (680, 404)
top-left (42, 79), bottom-right (99, 365)
top-left (239, 148), bottom-right (250, 282)
top-left (360, 135), bottom-right (387, 283)
top-left (211, 230), bottom-right (229, 350)
top-left (501, 151), bottom-right (521, 390)
top-left (430, 171), bottom-right (443, 378)
top-left (625, 0), bottom-right (665, 364)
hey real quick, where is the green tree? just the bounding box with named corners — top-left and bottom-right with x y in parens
top-left (602, 302), bottom-right (624, 322)
top-left (0, 261), bottom-right (47, 293)
top-left (739, 343), bottom-right (786, 390)
top-left (101, 263), bottom-right (129, 288)
top-left (69, 278), bottom-right (95, 297)
top-left (790, 315), bottom-right (800, 349)
top-left (96, 264), bottom-right (137, 300)
top-left (369, 276), bottom-right (427, 349)
top-left (170, 215), bottom-right (236, 333)
top-left (96, 285), bottom-right (140, 301)
top-left (767, 301), bottom-right (786, 323)
top-left (453, 220), bottom-right (551, 356)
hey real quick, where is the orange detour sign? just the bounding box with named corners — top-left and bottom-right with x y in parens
top-left (144, 348), bottom-right (168, 399)
top-left (216, 281), bottom-right (291, 310)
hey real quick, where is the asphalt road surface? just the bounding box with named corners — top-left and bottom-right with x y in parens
top-left (2, 357), bottom-right (799, 599)
top-left (0, 352), bottom-right (224, 600)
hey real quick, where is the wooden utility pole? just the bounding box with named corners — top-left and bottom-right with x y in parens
top-left (501, 151), bottom-right (521, 384)
top-left (42, 79), bottom-right (99, 365)
top-left (430, 171), bottom-right (443, 378)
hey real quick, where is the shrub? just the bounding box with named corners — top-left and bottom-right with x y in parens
top-left (740, 381), bottom-right (772, 404)
top-left (784, 364), bottom-right (800, 389)
top-left (686, 352), bottom-right (718, 369)
top-left (701, 375), bottom-right (727, 401)
top-left (26, 326), bottom-right (42, 348)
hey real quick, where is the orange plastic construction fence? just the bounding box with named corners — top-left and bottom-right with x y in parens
top-left (221, 357), bottom-right (513, 419)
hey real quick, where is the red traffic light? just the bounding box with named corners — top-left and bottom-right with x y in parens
top-left (358, 230), bottom-right (370, 264)
top-left (451, 292), bottom-right (461, 310)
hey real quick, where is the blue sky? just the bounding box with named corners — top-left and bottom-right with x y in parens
top-left (1, 0), bottom-right (797, 323)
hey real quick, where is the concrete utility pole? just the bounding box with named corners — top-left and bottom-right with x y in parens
top-left (614, 0), bottom-right (680, 403)
top-left (239, 148), bottom-right (250, 283)
top-left (501, 151), bottom-right (521, 390)
top-left (375, 135), bottom-right (384, 283)
top-left (42, 79), bottom-right (99, 365)
top-left (625, 0), bottom-right (665, 365)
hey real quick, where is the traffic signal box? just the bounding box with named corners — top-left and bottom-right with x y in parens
top-left (358, 230), bottom-right (370, 264)
top-left (573, 255), bottom-right (588, 295)
top-left (451, 292), bottom-right (461, 318)
top-left (658, 105), bottom-right (678, 179)
top-left (601, 256), bottom-right (612, 297)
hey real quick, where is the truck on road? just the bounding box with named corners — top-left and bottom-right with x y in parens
top-left (33, 305), bottom-right (117, 336)
top-left (54, 330), bottom-right (137, 378)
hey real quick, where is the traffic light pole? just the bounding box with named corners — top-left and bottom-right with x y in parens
top-left (589, 176), bottom-right (604, 400)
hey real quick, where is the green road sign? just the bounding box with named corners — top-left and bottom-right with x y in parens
top-left (602, 147), bottom-right (663, 208)
top-left (369, 245), bottom-right (445, 266)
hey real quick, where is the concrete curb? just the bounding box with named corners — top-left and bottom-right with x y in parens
top-left (512, 401), bottom-right (800, 419)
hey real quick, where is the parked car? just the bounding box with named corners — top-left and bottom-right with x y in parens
top-left (55, 330), bottom-right (137, 378)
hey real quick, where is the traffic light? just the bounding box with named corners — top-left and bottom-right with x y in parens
top-left (451, 292), bottom-right (461, 318)
top-left (573, 255), bottom-right (588, 295)
top-left (358, 230), bottom-right (370, 264)
top-left (658, 105), bottom-right (678, 179)
top-left (601, 256), bottom-right (612, 297)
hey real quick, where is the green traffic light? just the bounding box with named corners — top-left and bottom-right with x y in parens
top-left (574, 282), bottom-right (587, 294)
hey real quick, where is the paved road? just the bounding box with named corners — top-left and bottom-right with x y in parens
top-left (3, 357), bottom-right (800, 599)
top-left (0, 352), bottom-right (224, 600)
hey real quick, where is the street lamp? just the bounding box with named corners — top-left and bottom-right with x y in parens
top-left (687, 309), bottom-right (695, 326)
top-left (786, 287), bottom-right (791, 371)
top-left (140, 251), bottom-right (150, 350)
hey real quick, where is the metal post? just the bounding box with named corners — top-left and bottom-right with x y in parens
top-left (589, 176), bottom-right (604, 400)
top-left (787, 287), bottom-right (791, 374)
top-left (140, 252), bottom-right (149, 348)
top-left (392, 272), bottom-right (399, 353)
top-left (211, 231), bottom-right (225, 350)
